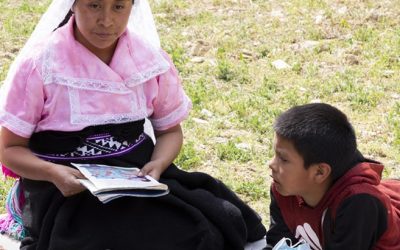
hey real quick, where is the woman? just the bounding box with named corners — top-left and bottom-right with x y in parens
top-left (0, 0), bottom-right (266, 249)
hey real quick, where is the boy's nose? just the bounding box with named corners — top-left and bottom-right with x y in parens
top-left (268, 159), bottom-right (276, 170)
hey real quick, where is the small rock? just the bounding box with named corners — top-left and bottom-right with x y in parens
top-left (350, 45), bottom-right (362, 56)
top-left (270, 9), bottom-right (284, 18)
top-left (382, 70), bottom-right (395, 78)
top-left (272, 59), bottom-right (291, 70)
top-left (315, 14), bottom-right (325, 24)
top-left (302, 40), bottom-right (319, 50)
top-left (290, 40), bottom-right (319, 52)
top-left (241, 49), bottom-right (253, 59)
top-left (214, 137), bottom-right (228, 143)
top-left (201, 109), bottom-right (213, 117)
top-left (192, 118), bottom-right (209, 124)
top-left (337, 6), bottom-right (348, 15)
top-left (345, 54), bottom-right (359, 65)
top-left (235, 143), bottom-right (251, 150)
top-left (191, 40), bottom-right (211, 56)
top-left (317, 44), bottom-right (330, 53)
top-left (367, 9), bottom-right (381, 22)
top-left (209, 59), bottom-right (217, 66)
top-left (391, 93), bottom-right (400, 99)
top-left (342, 33), bottom-right (353, 40)
top-left (190, 57), bottom-right (205, 63)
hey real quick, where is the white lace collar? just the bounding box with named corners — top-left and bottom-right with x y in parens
top-left (41, 17), bottom-right (170, 94)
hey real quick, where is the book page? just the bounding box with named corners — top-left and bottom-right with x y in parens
top-left (96, 189), bottom-right (170, 203)
top-left (72, 163), bottom-right (168, 192)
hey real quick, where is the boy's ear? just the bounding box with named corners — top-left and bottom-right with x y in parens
top-left (313, 163), bottom-right (331, 183)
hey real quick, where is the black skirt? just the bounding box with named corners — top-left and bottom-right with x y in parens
top-left (21, 120), bottom-right (266, 250)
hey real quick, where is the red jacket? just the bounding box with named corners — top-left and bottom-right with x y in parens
top-left (272, 162), bottom-right (400, 250)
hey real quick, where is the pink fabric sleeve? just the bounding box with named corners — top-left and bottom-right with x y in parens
top-left (149, 51), bottom-right (192, 131)
top-left (0, 59), bottom-right (45, 138)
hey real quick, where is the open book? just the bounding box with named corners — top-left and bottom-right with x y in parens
top-left (71, 163), bottom-right (169, 203)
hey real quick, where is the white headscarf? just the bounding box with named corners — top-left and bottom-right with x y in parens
top-left (4, 0), bottom-right (160, 141)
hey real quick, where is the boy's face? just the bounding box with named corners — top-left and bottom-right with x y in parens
top-left (269, 133), bottom-right (316, 197)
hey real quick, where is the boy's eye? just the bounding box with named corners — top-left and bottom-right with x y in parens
top-left (278, 155), bottom-right (287, 162)
top-left (115, 4), bottom-right (125, 10)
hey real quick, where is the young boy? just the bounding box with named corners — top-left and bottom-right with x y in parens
top-left (266, 103), bottom-right (400, 250)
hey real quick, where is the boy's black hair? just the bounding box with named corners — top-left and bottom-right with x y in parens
top-left (274, 103), bottom-right (364, 181)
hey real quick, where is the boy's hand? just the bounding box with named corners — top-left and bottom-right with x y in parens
top-left (50, 164), bottom-right (86, 197)
top-left (138, 160), bottom-right (164, 180)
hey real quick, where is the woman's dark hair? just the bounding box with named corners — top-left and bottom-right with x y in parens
top-left (56, 10), bottom-right (74, 29)
top-left (55, 0), bottom-right (135, 30)
top-left (274, 103), bottom-right (363, 181)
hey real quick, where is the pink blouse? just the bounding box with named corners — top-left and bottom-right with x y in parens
top-left (0, 18), bottom-right (192, 138)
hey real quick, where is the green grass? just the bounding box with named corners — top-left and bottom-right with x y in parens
top-left (1, 0), bottom-right (400, 227)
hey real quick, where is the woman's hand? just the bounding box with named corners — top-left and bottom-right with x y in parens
top-left (49, 164), bottom-right (86, 197)
top-left (0, 128), bottom-right (87, 197)
top-left (139, 160), bottom-right (164, 180)
top-left (138, 124), bottom-right (183, 180)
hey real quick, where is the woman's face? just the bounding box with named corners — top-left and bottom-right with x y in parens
top-left (72, 0), bottom-right (133, 53)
